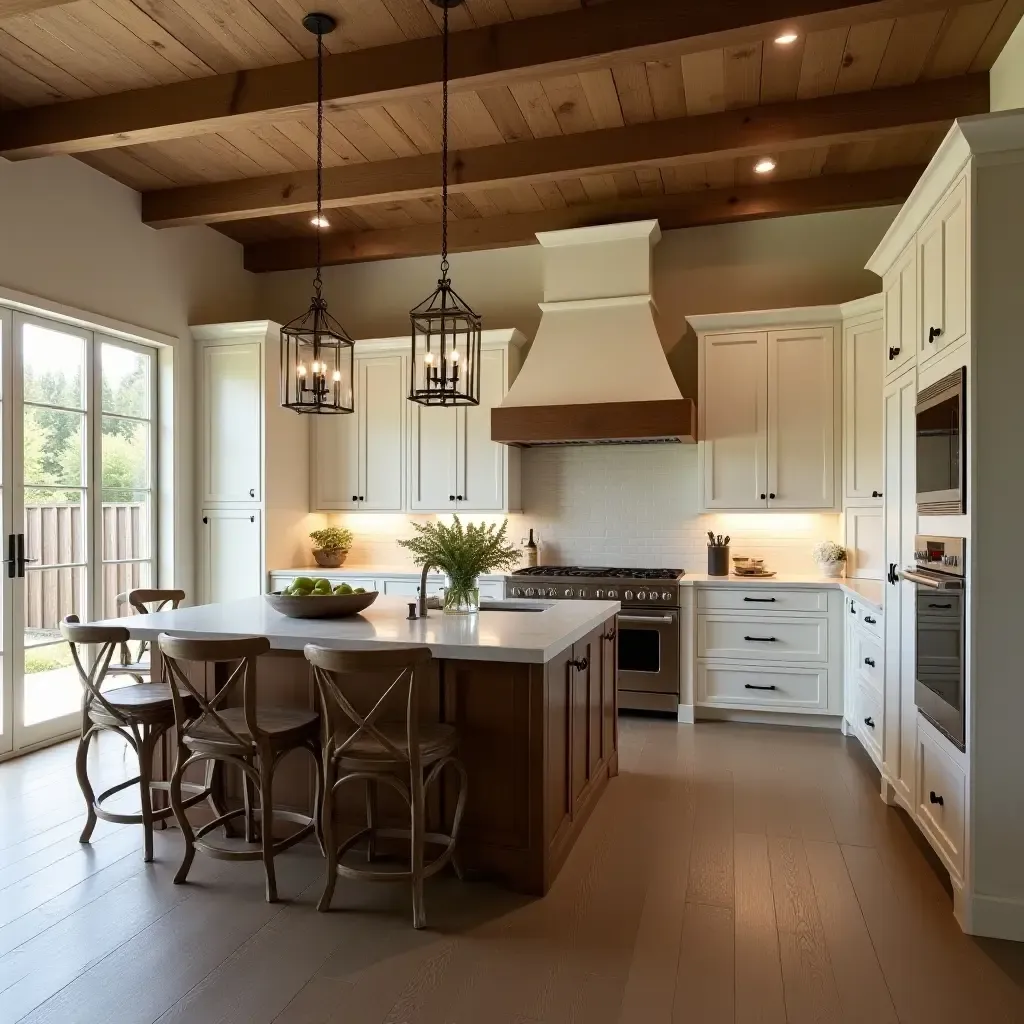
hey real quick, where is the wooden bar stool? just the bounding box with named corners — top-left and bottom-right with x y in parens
top-left (304, 644), bottom-right (468, 929)
top-left (60, 615), bottom-right (219, 863)
top-left (111, 589), bottom-right (187, 685)
top-left (159, 634), bottom-right (324, 903)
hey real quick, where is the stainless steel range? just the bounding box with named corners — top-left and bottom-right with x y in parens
top-left (507, 567), bottom-right (684, 714)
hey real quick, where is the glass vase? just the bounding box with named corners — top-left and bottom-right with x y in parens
top-left (443, 577), bottom-right (480, 615)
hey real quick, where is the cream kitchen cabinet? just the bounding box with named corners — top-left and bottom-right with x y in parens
top-left (918, 173), bottom-right (968, 366)
top-left (844, 507), bottom-right (884, 580)
top-left (312, 352), bottom-right (406, 512)
top-left (692, 312), bottom-right (839, 512)
top-left (882, 241), bottom-right (917, 380)
top-left (193, 322), bottom-right (311, 603)
top-left (843, 311), bottom-right (884, 505)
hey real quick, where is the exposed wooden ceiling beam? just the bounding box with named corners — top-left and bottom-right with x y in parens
top-left (0, 0), bottom-right (67, 16)
top-left (0, 0), bottom-right (997, 159)
top-left (243, 165), bottom-right (923, 272)
top-left (142, 75), bottom-right (985, 228)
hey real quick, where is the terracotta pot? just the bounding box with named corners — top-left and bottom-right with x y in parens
top-left (312, 548), bottom-right (347, 569)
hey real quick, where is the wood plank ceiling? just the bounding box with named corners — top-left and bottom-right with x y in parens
top-left (0, 0), bottom-right (1020, 269)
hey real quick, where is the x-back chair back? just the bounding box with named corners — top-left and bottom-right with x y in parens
top-left (61, 614), bottom-right (133, 726)
top-left (115, 588), bottom-right (186, 670)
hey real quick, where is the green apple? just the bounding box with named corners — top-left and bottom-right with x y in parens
top-left (337, 582), bottom-right (354, 595)
top-left (290, 577), bottom-right (314, 595)
top-left (313, 579), bottom-right (333, 596)
top-left (353, 587), bottom-right (366, 594)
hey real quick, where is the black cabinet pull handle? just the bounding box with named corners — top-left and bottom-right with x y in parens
top-left (250, 515), bottom-right (255, 523)
top-left (352, 495), bottom-right (358, 502)
top-left (760, 493), bottom-right (766, 500)
top-left (850, 603), bottom-right (856, 615)
top-left (928, 602), bottom-right (953, 609)
top-left (249, 488), bottom-right (255, 498)
top-left (864, 615), bottom-right (877, 624)
top-left (769, 492), bottom-right (776, 499)
top-left (929, 791), bottom-right (944, 806)
top-left (871, 490), bottom-right (883, 497)
top-left (864, 717), bottom-right (875, 728)
top-left (928, 326), bottom-right (943, 343)
top-left (449, 495), bottom-right (456, 502)
top-left (887, 563), bottom-right (898, 585)
top-left (202, 516), bottom-right (209, 524)
top-left (570, 656), bottom-right (589, 672)
top-left (602, 630), bottom-right (616, 641)
top-left (745, 683), bottom-right (777, 691)
top-left (457, 494), bottom-right (464, 501)
top-left (744, 597), bottom-right (777, 603)
top-left (744, 635), bottom-right (777, 642)
top-left (359, 496), bottom-right (365, 501)
top-left (864, 657), bottom-right (876, 668)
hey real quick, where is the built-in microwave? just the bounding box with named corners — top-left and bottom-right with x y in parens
top-left (916, 366), bottom-right (966, 515)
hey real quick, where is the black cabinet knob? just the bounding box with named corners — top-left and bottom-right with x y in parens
top-left (769, 492), bottom-right (776, 499)
top-left (864, 716), bottom-right (875, 728)
top-left (887, 563), bottom-right (898, 585)
top-left (760, 493), bottom-right (767, 500)
top-left (250, 515), bottom-right (255, 523)
top-left (570, 656), bottom-right (589, 672)
top-left (850, 603), bottom-right (856, 614)
top-left (449, 495), bottom-right (456, 502)
top-left (928, 326), bottom-right (943, 343)
top-left (249, 488), bottom-right (256, 498)
top-left (871, 490), bottom-right (882, 497)
top-left (929, 791), bottom-right (944, 806)
top-left (352, 495), bottom-right (358, 502)
top-left (864, 657), bottom-right (876, 668)
top-left (359, 496), bottom-right (365, 501)
top-left (864, 615), bottom-right (877, 625)
top-left (457, 494), bottom-right (464, 501)
top-left (202, 516), bottom-right (209, 524)
top-left (888, 346), bottom-right (901, 360)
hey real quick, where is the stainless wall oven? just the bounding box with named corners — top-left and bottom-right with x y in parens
top-left (917, 367), bottom-right (966, 514)
top-left (899, 536), bottom-right (965, 750)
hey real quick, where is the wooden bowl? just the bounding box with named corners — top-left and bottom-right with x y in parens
top-left (264, 590), bottom-right (378, 619)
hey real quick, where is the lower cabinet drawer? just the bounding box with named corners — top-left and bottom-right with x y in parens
top-left (696, 614), bottom-right (828, 662)
top-left (697, 587), bottom-right (828, 613)
top-left (855, 681), bottom-right (883, 766)
top-left (917, 728), bottom-right (966, 877)
top-left (697, 663), bottom-right (828, 711)
top-left (853, 629), bottom-right (883, 690)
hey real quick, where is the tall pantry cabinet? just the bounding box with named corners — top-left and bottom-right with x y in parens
top-left (193, 322), bottom-right (311, 603)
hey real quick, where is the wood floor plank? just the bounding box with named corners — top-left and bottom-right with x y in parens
top-left (672, 902), bottom-right (734, 1023)
top-left (803, 840), bottom-right (898, 1023)
top-left (686, 768), bottom-right (734, 909)
top-left (734, 832), bottom-right (787, 1024)
top-left (768, 836), bottom-right (843, 1023)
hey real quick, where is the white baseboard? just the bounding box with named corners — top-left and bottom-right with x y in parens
top-left (694, 707), bottom-right (843, 730)
top-left (959, 892), bottom-right (1024, 941)
top-left (677, 704), bottom-right (694, 724)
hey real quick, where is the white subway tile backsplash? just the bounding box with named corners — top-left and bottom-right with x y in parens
top-left (330, 444), bottom-right (839, 574)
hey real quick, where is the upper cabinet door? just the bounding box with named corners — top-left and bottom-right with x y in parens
top-left (201, 341), bottom-right (262, 504)
top-left (409, 403), bottom-right (458, 512)
top-left (767, 327), bottom-right (836, 510)
top-left (843, 317), bottom-right (884, 504)
top-left (457, 346), bottom-right (507, 512)
top-left (311, 397), bottom-right (360, 511)
top-left (359, 354), bottom-right (405, 511)
top-left (919, 174), bottom-right (968, 364)
top-left (701, 332), bottom-right (768, 509)
top-left (883, 242), bottom-right (917, 380)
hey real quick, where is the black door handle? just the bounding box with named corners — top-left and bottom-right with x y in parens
top-left (745, 683), bottom-right (777, 691)
top-left (864, 657), bottom-right (876, 668)
top-left (929, 791), bottom-right (944, 806)
top-left (864, 717), bottom-right (875, 728)
top-left (5, 534), bottom-right (15, 580)
top-left (15, 534), bottom-right (36, 578)
top-left (743, 597), bottom-right (776, 603)
top-left (744, 636), bottom-right (777, 642)
top-left (864, 616), bottom-right (877, 624)
top-left (888, 346), bottom-right (901, 361)
top-left (928, 326), bottom-right (943, 343)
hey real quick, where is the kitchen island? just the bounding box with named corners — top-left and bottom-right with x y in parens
top-left (98, 595), bottom-right (620, 895)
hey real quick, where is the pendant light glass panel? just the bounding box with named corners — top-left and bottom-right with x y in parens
top-left (409, 279), bottom-right (481, 407)
top-left (281, 298), bottom-right (355, 414)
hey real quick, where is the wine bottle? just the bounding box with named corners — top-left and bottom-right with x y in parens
top-left (525, 529), bottom-right (539, 568)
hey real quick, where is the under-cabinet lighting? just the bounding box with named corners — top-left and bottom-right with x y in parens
top-left (310, 215), bottom-right (330, 228)
top-left (775, 31), bottom-right (798, 45)
top-left (754, 157), bottom-right (777, 174)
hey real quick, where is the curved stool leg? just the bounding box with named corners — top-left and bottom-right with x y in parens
top-left (317, 759), bottom-right (338, 913)
top-left (365, 779), bottom-right (378, 863)
top-left (170, 752), bottom-right (199, 885)
top-left (134, 723), bottom-right (156, 863)
top-left (258, 745), bottom-right (278, 903)
top-left (411, 771), bottom-right (426, 930)
top-left (242, 764), bottom-right (258, 844)
top-left (76, 724), bottom-right (99, 845)
top-left (308, 742), bottom-right (326, 857)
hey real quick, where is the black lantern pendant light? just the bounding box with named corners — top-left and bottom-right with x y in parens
top-left (408, 0), bottom-right (482, 407)
top-left (280, 12), bottom-right (355, 415)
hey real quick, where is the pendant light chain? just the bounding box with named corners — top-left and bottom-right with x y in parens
top-left (314, 24), bottom-right (325, 297)
top-left (440, 0), bottom-right (450, 278)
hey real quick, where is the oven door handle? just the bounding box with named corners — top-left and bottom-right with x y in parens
top-left (898, 569), bottom-right (963, 590)
top-left (617, 613), bottom-right (675, 624)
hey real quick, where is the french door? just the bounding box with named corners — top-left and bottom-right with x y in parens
top-left (0, 308), bottom-right (156, 756)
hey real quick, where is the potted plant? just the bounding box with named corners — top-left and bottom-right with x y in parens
top-left (309, 526), bottom-right (353, 569)
top-left (398, 516), bottom-right (521, 614)
top-left (813, 540), bottom-right (847, 578)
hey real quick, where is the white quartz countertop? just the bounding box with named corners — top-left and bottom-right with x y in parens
top-left (681, 573), bottom-right (884, 611)
top-left (94, 595), bottom-right (620, 665)
top-left (269, 566), bottom-right (507, 581)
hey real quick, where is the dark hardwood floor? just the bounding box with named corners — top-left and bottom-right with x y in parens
top-left (1, 717), bottom-right (1023, 1023)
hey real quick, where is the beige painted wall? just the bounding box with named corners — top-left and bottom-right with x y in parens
top-left (0, 155), bottom-right (257, 595)
top-left (259, 205), bottom-right (898, 343)
top-left (991, 13), bottom-right (1024, 111)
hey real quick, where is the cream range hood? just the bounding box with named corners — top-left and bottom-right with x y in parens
top-left (491, 219), bottom-right (695, 447)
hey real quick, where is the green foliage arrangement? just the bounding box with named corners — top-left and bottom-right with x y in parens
top-left (398, 516), bottom-right (521, 606)
top-left (309, 526), bottom-right (354, 552)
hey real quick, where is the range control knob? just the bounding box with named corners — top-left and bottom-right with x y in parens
top-left (578, 587), bottom-right (588, 598)
top-left (662, 591), bottom-right (672, 601)
top-left (637, 590), bottom-right (647, 600)
top-left (607, 589), bottom-right (618, 599)
top-left (624, 590), bottom-right (634, 601)
top-left (544, 588), bottom-right (556, 597)
top-left (511, 587), bottom-right (521, 597)
top-left (525, 588), bottom-right (535, 597)
top-left (595, 589), bottom-right (604, 599)
top-left (565, 588), bottom-right (575, 598)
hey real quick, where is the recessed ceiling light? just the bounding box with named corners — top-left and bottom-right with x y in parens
top-left (311, 215), bottom-right (330, 228)
top-left (775, 31), bottom-right (799, 45)
top-left (754, 157), bottom-right (777, 174)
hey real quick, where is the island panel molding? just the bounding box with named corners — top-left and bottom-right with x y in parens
top-left (0, 0), bottom-right (990, 159)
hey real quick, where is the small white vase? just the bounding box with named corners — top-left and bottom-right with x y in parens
top-left (819, 560), bottom-right (846, 578)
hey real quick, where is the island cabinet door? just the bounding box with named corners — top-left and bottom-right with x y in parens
top-left (601, 619), bottom-right (618, 768)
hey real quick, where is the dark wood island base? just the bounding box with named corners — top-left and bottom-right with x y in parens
top-left (150, 616), bottom-right (618, 897)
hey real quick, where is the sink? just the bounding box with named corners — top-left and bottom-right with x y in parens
top-left (480, 600), bottom-right (550, 613)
